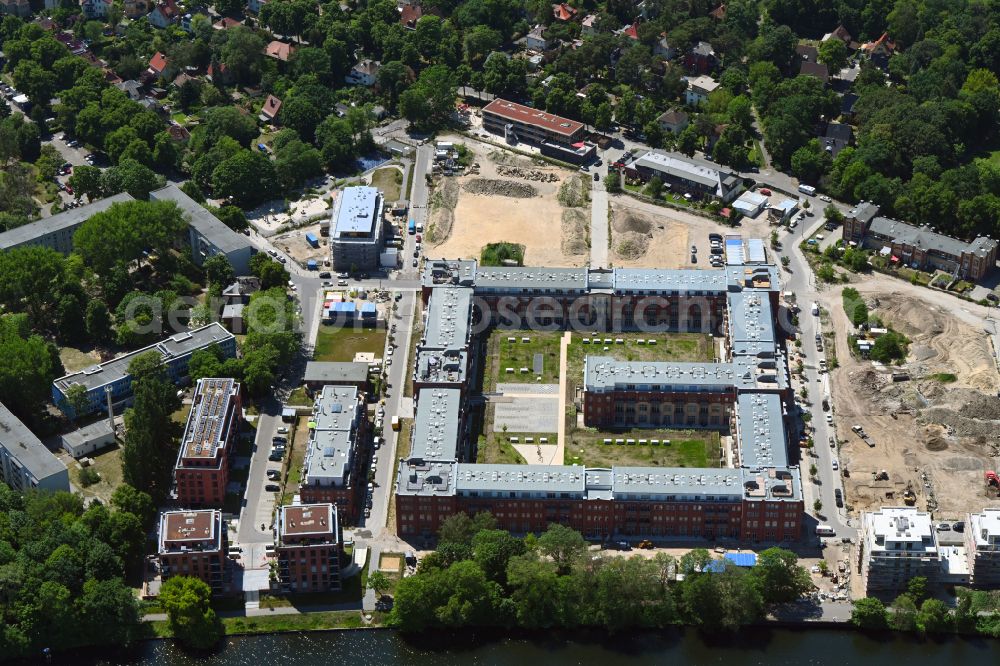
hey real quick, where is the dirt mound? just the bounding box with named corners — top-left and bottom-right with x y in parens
top-left (427, 178), bottom-right (459, 245)
top-left (561, 209), bottom-right (590, 256)
top-left (496, 164), bottom-right (559, 183)
top-left (557, 175), bottom-right (589, 208)
top-left (615, 231), bottom-right (649, 260)
top-left (613, 213), bottom-right (654, 234)
top-left (463, 178), bottom-right (538, 198)
top-left (925, 437), bottom-right (948, 451)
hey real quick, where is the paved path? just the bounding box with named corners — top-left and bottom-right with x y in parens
top-left (590, 180), bottom-right (609, 268)
top-left (556, 332), bottom-right (570, 463)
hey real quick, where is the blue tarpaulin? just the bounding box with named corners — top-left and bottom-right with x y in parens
top-left (705, 552), bottom-right (758, 572)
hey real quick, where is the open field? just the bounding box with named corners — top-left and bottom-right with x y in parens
top-left (370, 166), bottom-right (403, 202)
top-left (610, 205), bottom-right (690, 268)
top-left (476, 426), bottom-right (528, 465)
top-left (67, 444), bottom-right (124, 504)
top-left (828, 288), bottom-right (1000, 517)
top-left (314, 325), bottom-right (386, 362)
top-left (565, 429), bottom-right (721, 468)
top-left (484, 330), bottom-right (562, 389)
top-left (59, 345), bottom-right (101, 372)
top-left (426, 137), bottom-right (588, 267)
top-left (272, 221), bottom-right (327, 268)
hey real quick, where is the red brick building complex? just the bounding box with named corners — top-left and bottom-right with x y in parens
top-left (482, 99), bottom-right (596, 164)
top-left (173, 378), bottom-right (242, 506)
top-left (298, 386), bottom-right (369, 521)
top-left (275, 504), bottom-right (342, 593)
top-left (397, 260), bottom-right (803, 543)
top-left (158, 509), bottom-right (229, 594)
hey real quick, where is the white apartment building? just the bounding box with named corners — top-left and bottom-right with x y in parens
top-left (860, 507), bottom-right (939, 595)
top-left (966, 509), bottom-right (1000, 588)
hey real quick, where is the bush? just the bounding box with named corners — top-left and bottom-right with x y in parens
top-left (79, 467), bottom-right (101, 487)
top-left (480, 242), bottom-right (525, 267)
top-left (842, 287), bottom-right (868, 326)
top-left (870, 331), bottom-right (907, 363)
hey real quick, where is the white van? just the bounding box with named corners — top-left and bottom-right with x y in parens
top-left (811, 302), bottom-right (820, 316)
top-left (815, 525), bottom-right (835, 536)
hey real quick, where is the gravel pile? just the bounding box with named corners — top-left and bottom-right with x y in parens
top-left (463, 178), bottom-right (538, 198)
top-left (496, 165), bottom-right (559, 182)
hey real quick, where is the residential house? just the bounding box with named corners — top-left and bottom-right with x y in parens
top-left (172, 378), bottom-right (242, 507)
top-left (709, 3), bottom-right (726, 20)
top-left (259, 94), bottom-right (282, 124)
top-left (116, 80), bottom-right (144, 102)
top-left (148, 0), bottom-right (180, 28)
top-left (860, 507), bottom-right (940, 595)
top-left (799, 61), bottom-right (829, 83)
top-left (684, 41), bottom-right (717, 75)
top-left (146, 52), bottom-right (173, 81)
top-left (167, 124), bottom-right (191, 142)
top-left (124, 0), bottom-right (151, 18)
top-left (158, 510), bottom-right (231, 595)
top-left (180, 12), bottom-right (193, 32)
top-left (247, 0), bottom-right (269, 12)
top-left (819, 121), bottom-right (852, 157)
top-left (37, 16), bottom-right (58, 29)
top-left (265, 40), bottom-right (296, 63)
top-left (657, 109), bottom-right (689, 134)
top-left (654, 33), bottom-right (675, 59)
top-left (965, 509), bottom-right (1000, 589)
top-left (400, 2), bottom-right (422, 29)
top-left (172, 72), bottom-right (196, 88)
top-left (345, 59), bottom-right (380, 87)
top-left (840, 93), bottom-right (859, 120)
top-left (822, 24), bottom-right (857, 49)
top-left (526, 25), bottom-right (551, 52)
top-left (207, 62), bottom-right (233, 85)
top-left (795, 43), bottom-right (819, 63)
top-left (0, 0), bottom-right (30, 15)
top-left (214, 16), bottom-right (242, 30)
top-left (861, 32), bottom-right (896, 70)
top-left (222, 277), bottom-right (260, 306)
top-left (619, 22), bottom-right (640, 41)
top-left (581, 14), bottom-right (597, 36)
top-left (0, 401), bottom-right (69, 492)
top-left (80, 0), bottom-right (113, 19)
top-left (551, 2), bottom-right (577, 22)
top-left (684, 75), bottom-right (719, 106)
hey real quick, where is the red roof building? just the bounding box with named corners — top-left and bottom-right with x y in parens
top-left (260, 94), bottom-right (283, 123)
top-left (621, 22), bottom-right (640, 40)
top-left (265, 40), bottom-right (296, 62)
top-left (551, 2), bottom-right (577, 21)
top-left (400, 3), bottom-right (422, 29)
top-left (709, 3), bottom-right (726, 20)
top-left (483, 99), bottom-right (585, 143)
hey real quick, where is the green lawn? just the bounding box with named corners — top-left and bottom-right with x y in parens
top-left (279, 416), bottom-right (309, 507)
top-left (286, 385), bottom-right (312, 406)
top-left (476, 430), bottom-right (528, 465)
top-left (486, 330), bottom-right (563, 389)
top-left (565, 429), bottom-right (720, 468)
top-left (313, 325), bottom-right (386, 362)
top-left (222, 611), bottom-right (370, 635)
top-left (72, 443), bottom-right (124, 504)
top-left (371, 166), bottom-right (403, 201)
top-left (58, 345), bottom-right (101, 373)
top-left (259, 568), bottom-right (362, 609)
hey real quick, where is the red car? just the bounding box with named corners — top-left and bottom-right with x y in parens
top-left (415, 234), bottom-right (421, 242)
top-left (759, 188), bottom-right (772, 196)
top-left (64, 184), bottom-right (74, 195)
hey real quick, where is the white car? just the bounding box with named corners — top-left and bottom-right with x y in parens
top-left (832, 459), bottom-right (839, 470)
top-left (372, 455), bottom-right (378, 466)
top-left (826, 413), bottom-right (834, 424)
top-left (820, 195), bottom-right (832, 202)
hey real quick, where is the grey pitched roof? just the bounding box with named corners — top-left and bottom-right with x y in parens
top-left (0, 402), bottom-right (68, 482)
top-left (0, 193), bottom-right (135, 250)
top-left (149, 184), bottom-right (253, 255)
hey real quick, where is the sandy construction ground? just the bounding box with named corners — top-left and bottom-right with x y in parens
top-left (828, 288), bottom-right (1000, 518)
top-left (426, 137), bottom-right (588, 267)
top-left (610, 203), bottom-right (690, 268)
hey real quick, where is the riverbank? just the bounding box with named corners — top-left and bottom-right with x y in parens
top-left (147, 610), bottom-right (384, 641)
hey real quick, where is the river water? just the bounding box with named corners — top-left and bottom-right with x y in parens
top-left (75, 627), bottom-right (997, 666)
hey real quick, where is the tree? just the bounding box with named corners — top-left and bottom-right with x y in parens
top-left (472, 529), bottom-right (526, 585)
top-left (917, 598), bottom-right (952, 634)
top-left (64, 384), bottom-right (90, 421)
top-left (0, 316), bottom-right (64, 422)
top-left (100, 159), bottom-right (163, 200)
top-left (368, 570), bottom-right (391, 597)
top-left (399, 65), bottom-right (457, 130)
top-left (851, 597), bottom-right (888, 630)
top-left (274, 138), bottom-right (323, 191)
top-left (818, 39), bottom-right (849, 74)
top-left (537, 524), bottom-right (587, 574)
top-left (203, 255), bottom-right (235, 292)
top-left (0, 245), bottom-right (66, 328)
top-left (69, 164), bottom-right (104, 202)
top-left (250, 254), bottom-right (290, 290)
top-left (214, 205), bottom-right (249, 233)
top-left (279, 96), bottom-right (321, 142)
top-left (604, 171), bottom-right (621, 193)
top-left (211, 150), bottom-right (278, 207)
top-left (890, 593), bottom-right (918, 631)
top-left (110, 484), bottom-right (156, 527)
top-left (74, 200), bottom-right (185, 276)
top-left (159, 576), bottom-right (224, 650)
top-left (906, 576), bottom-right (929, 605)
top-left (749, 548), bottom-right (812, 604)
top-left (438, 512), bottom-right (497, 545)
top-left (646, 176), bottom-right (664, 199)
top-left (85, 299), bottom-right (112, 343)
top-left (120, 352), bottom-right (181, 502)
top-left (790, 139), bottom-right (832, 184)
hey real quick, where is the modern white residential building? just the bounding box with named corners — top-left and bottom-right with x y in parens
top-left (329, 186), bottom-right (385, 271)
top-left (859, 507), bottom-right (939, 594)
top-left (966, 509), bottom-right (1000, 588)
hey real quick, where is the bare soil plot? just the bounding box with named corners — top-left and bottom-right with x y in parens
top-left (828, 290), bottom-right (1000, 517)
top-left (610, 204), bottom-right (690, 268)
top-left (425, 139), bottom-right (588, 267)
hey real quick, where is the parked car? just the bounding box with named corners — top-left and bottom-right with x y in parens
top-left (819, 195), bottom-right (832, 202)
top-left (277, 427), bottom-right (288, 435)
top-left (953, 521), bottom-right (965, 532)
top-left (267, 469), bottom-right (280, 480)
top-left (936, 522), bottom-right (951, 531)
top-left (593, 172), bottom-right (600, 181)
top-left (268, 452), bottom-right (283, 461)
top-left (412, 258), bottom-right (418, 267)
top-left (319, 271), bottom-right (331, 278)
top-left (708, 233), bottom-right (723, 242)
top-left (265, 483), bottom-right (280, 492)
top-left (834, 489), bottom-right (844, 507)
